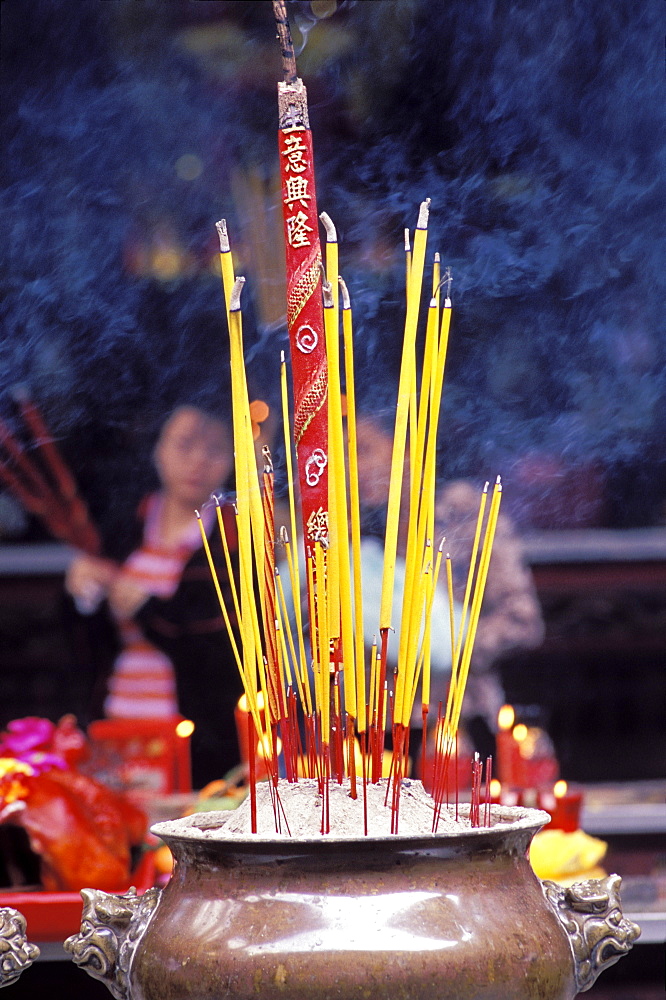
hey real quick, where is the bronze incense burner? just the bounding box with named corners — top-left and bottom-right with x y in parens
top-left (65, 805), bottom-right (639, 999)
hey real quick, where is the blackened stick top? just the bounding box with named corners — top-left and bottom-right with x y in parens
top-left (273, 0), bottom-right (298, 85)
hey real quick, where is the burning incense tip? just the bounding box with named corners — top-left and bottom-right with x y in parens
top-left (430, 297), bottom-right (437, 308)
top-left (483, 481), bottom-right (490, 493)
top-left (338, 276), bottom-right (351, 310)
top-left (280, 350), bottom-right (285, 364)
top-left (262, 446), bottom-right (274, 474)
top-left (230, 276), bottom-right (245, 311)
top-left (496, 474), bottom-right (502, 485)
top-left (322, 280), bottom-right (334, 308)
top-left (280, 525), bottom-right (289, 544)
top-left (434, 251), bottom-right (440, 262)
top-left (404, 229), bottom-right (411, 252)
top-left (194, 509), bottom-right (201, 520)
top-left (215, 219), bottom-right (230, 253)
top-left (417, 198), bottom-right (431, 229)
top-left (319, 212), bottom-right (337, 243)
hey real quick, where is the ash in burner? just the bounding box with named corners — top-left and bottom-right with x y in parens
top-left (153, 778), bottom-right (549, 842)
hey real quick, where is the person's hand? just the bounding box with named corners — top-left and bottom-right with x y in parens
top-left (108, 572), bottom-right (150, 620)
top-left (65, 554), bottom-right (117, 614)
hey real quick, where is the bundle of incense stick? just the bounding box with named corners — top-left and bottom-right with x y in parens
top-left (199, 201), bottom-right (502, 836)
top-left (0, 388), bottom-right (101, 555)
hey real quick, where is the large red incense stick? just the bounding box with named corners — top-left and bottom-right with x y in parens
top-left (273, 1), bottom-right (328, 551)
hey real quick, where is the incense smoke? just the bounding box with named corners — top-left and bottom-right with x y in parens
top-left (1, 0), bottom-right (664, 541)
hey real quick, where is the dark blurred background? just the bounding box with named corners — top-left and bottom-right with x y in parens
top-left (1, 1), bottom-right (665, 782)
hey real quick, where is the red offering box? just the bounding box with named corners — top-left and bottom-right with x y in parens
top-left (86, 716), bottom-right (192, 798)
top-left (0, 850), bottom-right (156, 941)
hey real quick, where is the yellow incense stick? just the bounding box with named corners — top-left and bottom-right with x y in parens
top-left (275, 566), bottom-right (308, 711)
top-left (432, 252), bottom-right (441, 303)
top-left (214, 500), bottom-right (242, 636)
top-left (227, 282), bottom-right (255, 684)
top-left (323, 277), bottom-right (356, 720)
top-left (367, 635), bottom-right (378, 727)
top-left (314, 541), bottom-right (330, 745)
top-left (404, 228), bottom-right (411, 299)
top-left (196, 511), bottom-right (243, 678)
top-left (339, 277), bottom-right (366, 728)
top-left (452, 481), bottom-right (489, 671)
top-left (196, 512), bottom-right (265, 740)
top-left (216, 219), bottom-right (235, 315)
top-left (322, 284), bottom-right (341, 645)
top-left (448, 479), bottom-right (502, 742)
top-left (417, 539), bottom-right (444, 711)
top-left (273, 575), bottom-right (293, 692)
top-left (397, 296), bottom-right (439, 677)
top-left (281, 529), bottom-right (313, 714)
top-left (445, 551), bottom-right (456, 669)
top-left (379, 199), bottom-right (431, 631)
top-left (306, 549), bottom-right (318, 674)
top-left (399, 540), bottom-right (433, 727)
top-left (279, 360), bottom-right (310, 705)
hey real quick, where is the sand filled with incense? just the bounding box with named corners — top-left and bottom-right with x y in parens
top-left (153, 779), bottom-right (549, 842)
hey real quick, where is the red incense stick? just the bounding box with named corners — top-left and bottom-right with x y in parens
top-left (273, 2), bottom-right (328, 556)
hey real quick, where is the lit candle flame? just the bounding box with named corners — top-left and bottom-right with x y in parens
top-left (497, 704), bottom-right (515, 731)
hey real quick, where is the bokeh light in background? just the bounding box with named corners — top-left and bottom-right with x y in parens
top-left (1, 0), bottom-right (664, 550)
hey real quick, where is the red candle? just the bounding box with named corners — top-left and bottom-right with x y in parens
top-left (495, 705), bottom-right (518, 786)
top-left (549, 780), bottom-right (583, 832)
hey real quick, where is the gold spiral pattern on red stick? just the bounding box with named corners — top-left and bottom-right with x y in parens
top-left (287, 250), bottom-right (322, 328)
top-left (293, 360), bottom-right (329, 445)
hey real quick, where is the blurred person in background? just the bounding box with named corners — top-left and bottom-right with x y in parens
top-left (354, 413), bottom-right (544, 760)
top-left (434, 480), bottom-right (545, 757)
top-left (65, 405), bottom-right (243, 787)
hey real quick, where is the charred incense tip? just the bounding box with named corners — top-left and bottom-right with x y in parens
top-left (272, 0), bottom-right (298, 85)
top-left (194, 509), bottom-right (201, 520)
top-left (444, 297), bottom-right (452, 308)
top-left (495, 474), bottom-right (502, 486)
top-left (322, 279), bottom-right (334, 308)
top-left (434, 251), bottom-right (441, 262)
top-left (280, 349), bottom-right (285, 364)
top-left (211, 492), bottom-right (222, 507)
top-left (404, 228), bottom-right (411, 252)
top-left (280, 525), bottom-right (289, 544)
top-left (417, 198), bottom-right (431, 229)
top-left (215, 219), bottom-right (230, 253)
top-left (483, 481), bottom-right (490, 493)
top-left (230, 276), bottom-right (245, 311)
top-left (319, 212), bottom-right (337, 243)
top-left (430, 296), bottom-right (437, 308)
top-left (338, 276), bottom-right (351, 310)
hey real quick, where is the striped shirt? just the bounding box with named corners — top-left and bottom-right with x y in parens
top-left (105, 495), bottom-right (213, 719)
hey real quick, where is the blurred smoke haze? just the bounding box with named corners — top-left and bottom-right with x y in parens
top-left (1, 0), bottom-right (664, 545)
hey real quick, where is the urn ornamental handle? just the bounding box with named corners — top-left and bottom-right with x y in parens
top-left (0, 907), bottom-right (40, 988)
top-left (542, 873), bottom-right (641, 993)
top-left (64, 886), bottom-right (161, 999)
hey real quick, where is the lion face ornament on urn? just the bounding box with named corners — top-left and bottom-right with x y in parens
top-left (63, 802), bottom-right (640, 1000)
